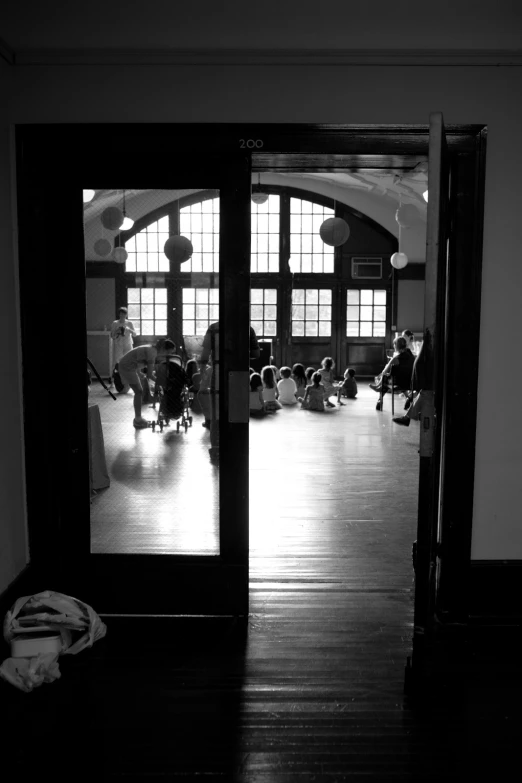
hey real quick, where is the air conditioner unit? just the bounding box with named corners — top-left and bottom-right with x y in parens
top-left (351, 258), bottom-right (383, 279)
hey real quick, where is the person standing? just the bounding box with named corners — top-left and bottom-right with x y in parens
top-left (110, 307), bottom-right (136, 384)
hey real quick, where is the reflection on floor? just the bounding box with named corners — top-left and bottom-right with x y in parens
top-left (90, 380), bottom-right (419, 585)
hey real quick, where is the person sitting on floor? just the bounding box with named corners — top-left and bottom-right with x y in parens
top-left (299, 371), bottom-right (325, 411)
top-left (277, 366), bottom-right (298, 405)
top-left (338, 368), bottom-right (357, 400)
top-left (291, 363), bottom-right (307, 401)
top-left (249, 372), bottom-right (267, 416)
top-left (261, 366), bottom-right (282, 412)
top-left (318, 357), bottom-right (339, 408)
top-left (305, 366), bottom-right (315, 386)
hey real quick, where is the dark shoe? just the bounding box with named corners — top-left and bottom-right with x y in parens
top-left (393, 416), bottom-right (410, 426)
top-left (202, 420), bottom-right (210, 429)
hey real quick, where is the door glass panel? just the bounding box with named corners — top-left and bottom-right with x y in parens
top-left (85, 188), bottom-right (220, 555)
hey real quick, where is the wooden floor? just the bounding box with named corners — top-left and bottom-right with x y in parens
top-left (4, 384), bottom-right (521, 779)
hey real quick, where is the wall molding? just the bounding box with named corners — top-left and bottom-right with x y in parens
top-left (7, 48), bottom-right (522, 68)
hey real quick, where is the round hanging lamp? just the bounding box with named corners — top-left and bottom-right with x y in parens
top-left (101, 206), bottom-right (124, 231)
top-left (94, 238), bottom-right (113, 257)
top-left (164, 235), bottom-right (193, 264)
top-left (395, 203), bottom-right (419, 229)
top-left (113, 247), bottom-right (128, 264)
top-left (251, 191), bottom-right (269, 205)
top-left (319, 217), bottom-right (350, 247)
top-left (390, 252), bottom-right (409, 269)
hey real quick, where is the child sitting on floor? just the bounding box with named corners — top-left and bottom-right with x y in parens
top-left (299, 371), bottom-right (325, 411)
top-left (318, 357), bottom-right (339, 408)
top-left (305, 366), bottom-right (315, 386)
top-left (249, 372), bottom-right (266, 416)
top-left (338, 368), bottom-right (357, 401)
top-left (261, 366), bottom-right (282, 412)
top-left (292, 363), bottom-right (307, 401)
top-left (277, 366), bottom-right (298, 405)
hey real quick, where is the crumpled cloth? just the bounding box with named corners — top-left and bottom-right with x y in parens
top-left (0, 652), bottom-right (61, 693)
top-left (0, 590), bottom-right (107, 692)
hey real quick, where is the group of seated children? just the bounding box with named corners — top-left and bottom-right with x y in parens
top-left (249, 357), bottom-right (358, 416)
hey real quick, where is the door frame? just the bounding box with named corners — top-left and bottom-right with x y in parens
top-left (14, 123), bottom-right (486, 630)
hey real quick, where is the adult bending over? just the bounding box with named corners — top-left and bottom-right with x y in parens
top-left (118, 338), bottom-right (177, 428)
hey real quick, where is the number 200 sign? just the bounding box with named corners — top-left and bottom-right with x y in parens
top-left (239, 139), bottom-right (264, 148)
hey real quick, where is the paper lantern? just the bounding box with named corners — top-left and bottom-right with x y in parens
top-left (94, 238), bottom-right (113, 257)
top-left (164, 235), bottom-right (193, 264)
top-left (251, 192), bottom-right (269, 205)
top-left (395, 204), bottom-right (420, 229)
top-left (101, 206), bottom-right (124, 231)
top-left (113, 247), bottom-right (128, 264)
top-left (390, 252), bottom-right (409, 269)
top-left (319, 217), bottom-right (350, 247)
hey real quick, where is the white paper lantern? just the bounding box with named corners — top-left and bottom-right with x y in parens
top-left (395, 204), bottom-right (420, 229)
top-left (390, 252), bottom-right (409, 269)
top-left (101, 206), bottom-right (124, 231)
top-left (319, 217), bottom-right (350, 247)
top-left (164, 235), bottom-right (193, 264)
top-left (94, 238), bottom-right (113, 257)
top-left (113, 247), bottom-right (128, 264)
top-left (251, 192), bottom-right (269, 205)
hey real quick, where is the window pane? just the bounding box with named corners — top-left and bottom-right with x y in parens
top-left (209, 305), bottom-right (219, 320)
top-left (209, 289), bottom-right (219, 303)
top-left (265, 289), bottom-right (277, 304)
top-left (184, 304), bottom-right (195, 320)
top-left (195, 320), bottom-right (208, 335)
top-left (196, 289), bottom-right (207, 302)
top-left (155, 289), bottom-right (167, 303)
top-left (374, 290), bottom-right (387, 305)
top-left (292, 321), bottom-right (305, 336)
top-left (155, 320), bottom-right (168, 335)
top-left (182, 288), bottom-right (194, 302)
top-left (251, 289), bottom-right (263, 304)
top-left (141, 320), bottom-right (154, 334)
top-left (141, 289), bottom-right (154, 303)
top-left (373, 322), bottom-right (386, 337)
top-left (319, 305), bottom-right (331, 320)
top-left (183, 320), bottom-right (194, 335)
top-left (374, 306), bottom-right (386, 321)
top-left (361, 290), bottom-right (373, 304)
top-left (347, 290), bottom-right (360, 304)
top-left (155, 304), bottom-right (167, 320)
top-left (347, 305), bottom-right (360, 321)
top-left (268, 254), bottom-right (279, 273)
top-left (292, 305), bottom-right (305, 320)
top-left (141, 304), bottom-right (154, 319)
top-left (128, 305), bottom-right (140, 320)
top-left (360, 306), bottom-right (373, 321)
top-left (196, 304), bottom-right (209, 319)
top-left (265, 305), bottom-right (277, 320)
top-left (318, 322), bottom-right (331, 337)
top-left (319, 290), bottom-right (332, 304)
top-left (293, 289), bottom-right (305, 304)
top-left (305, 322), bottom-right (318, 336)
top-left (251, 320), bottom-right (263, 335)
top-left (305, 305), bottom-right (318, 321)
top-left (360, 322), bottom-right (373, 336)
top-left (347, 323), bottom-right (359, 337)
top-left (324, 258), bottom-right (334, 274)
top-left (265, 321), bottom-right (277, 336)
top-left (251, 305), bottom-right (264, 320)
top-left (301, 254), bottom-right (312, 273)
top-left (306, 290), bottom-right (318, 304)
top-left (312, 256), bottom-right (323, 273)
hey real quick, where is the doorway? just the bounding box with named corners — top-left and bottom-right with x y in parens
top-left (15, 122), bottom-right (485, 639)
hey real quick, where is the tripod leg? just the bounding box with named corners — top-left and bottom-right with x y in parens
top-left (87, 358), bottom-right (117, 401)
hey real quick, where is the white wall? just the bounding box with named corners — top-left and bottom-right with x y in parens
top-left (2, 61), bottom-right (522, 568)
